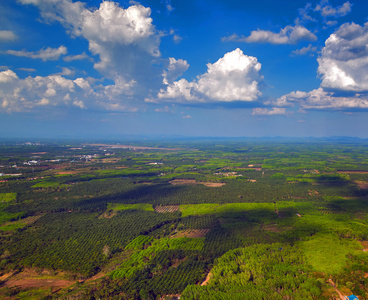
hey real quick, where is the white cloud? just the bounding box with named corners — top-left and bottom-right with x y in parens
top-left (162, 57), bottom-right (189, 85)
top-left (296, 3), bottom-right (317, 24)
top-left (224, 25), bottom-right (317, 45)
top-left (56, 67), bottom-right (75, 77)
top-left (18, 68), bottom-right (37, 72)
top-left (0, 69), bottom-right (18, 83)
top-left (6, 46), bottom-right (67, 61)
top-left (292, 44), bottom-right (317, 56)
top-left (0, 69), bottom-right (137, 112)
top-left (276, 88), bottom-right (368, 110)
top-left (318, 22), bottom-right (368, 92)
top-left (0, 30), bottom-right (18, 41)
top-left (268, 91), bottom-right (308, 107)
top-left (252, 107), bottom-right (289, 116)
top-left (156, 79), bottom-right (198, 102)
top-left (63, 52), bottom-right (90, 62)
top-left (72, 100), bottom-right (86, 109)
top-left (315, 0), bottom-right (352, 18)
top-left (169, 29), bottom-right (182, 44)
top-left (19, 0), bottom-right (163, 99)
top-left (275, 22), bottom-right (368, 112)
top-left (157, 48), bottom-right (263, 103)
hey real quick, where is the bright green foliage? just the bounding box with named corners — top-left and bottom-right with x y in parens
top-left (108, 203), bottom-right (154, 212)
top-left (125, 235), bottom-right (154, 250)
top-left (0, 193), bottom-right (16, 203)
top-left (0, 222), bottom-right (26, 231)
top-left (181, 243), bottom-right (323, 300)
top-left (299, 234), bottom-right (362, 274)
top-left (180, 203), bottom-right (275, 217)
top-left (111, 237), bottom-right (204, 279)
top-left (32, 181), bottom-right (59, 188)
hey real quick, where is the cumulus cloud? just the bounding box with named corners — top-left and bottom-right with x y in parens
top-left (318, 22), bottom-right (368, 93)
top-left (275, 21), bottom-right (368, 112)
top-left (252, 107), bottom-right (289, 116)
top-left (162, 58), bottom-right (189, 85)
top-left (0, 69), bottom-right (136, 113)
top-left (156, 48), bottom-right (263, 103)
top-left (278, 88), bottom-right (368, 110)
top-left (0, 30), bottom-right (18, 41)
top-left (19, 0), bottom-right (163, 99)
top-left (20, 1), bottom-right (160, 64)
top-left (291, 44), bottom-right (317, 56)
top-left (6, 46), bottom-right (67, 61)
top-left (223, 25), bottom-right (317, 45)
top-left (315, 0), bottom-right (352, 18)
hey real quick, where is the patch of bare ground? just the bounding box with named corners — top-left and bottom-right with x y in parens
top-left (169, 179), bottom-right (226, 187)
top-left (3, 269), bottom-right (74, 290)
top-left (99, 210), bottom-right (117, 219)
top-left (82, 271), bottom-right (107, 283)
top-left (308, 190), bottom-right (319, 197)
top-left (201, 182), bottom-right (226, 187)
top-left (159, 294), bottom-right (181, 300)
top-left (171, 257), bottom-right (187, 268)
top-left (169, 179), bottom-right (196, 185)
top-left (355, 181), bottom-right (368, 189)
top-left (171, 229), bottom-right (210, 239)
top-left (359, 241), bottom-right (368, 251)
top-left (154, 205), bottom-right (180, 213)
top-left (0, 272), bottom-right (17, 282)
top-left (201, 271), bottom-right (212, 286)
top-left (328, 279), bottom-right (347, 300)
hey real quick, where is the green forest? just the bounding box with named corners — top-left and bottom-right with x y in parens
top-left (0, 139), bottom-right (368, 299)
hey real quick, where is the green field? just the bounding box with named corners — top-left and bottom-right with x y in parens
top-left (0, 140), bottom-right (368, 299)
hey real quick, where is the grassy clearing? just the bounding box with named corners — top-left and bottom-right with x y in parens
top-left (0, 222), bottom-right (26, 231)
top-left (179, 201), bottom-right (316, 218)
top-left (111, 237), bottom-right (205, 279)
top-left (299, 234), bottom-right (362, 274)
top-left (32, 181), bottom-right (60, 188)
top-left (0, 193), bottom-right (17, 203)
top-left (179, 203), bottom-right (276, 217)
top-left (107, 203), bottom-right (154, 212)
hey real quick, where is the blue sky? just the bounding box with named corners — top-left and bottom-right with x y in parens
top-left (1, 0), bottom-right (368, 138)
